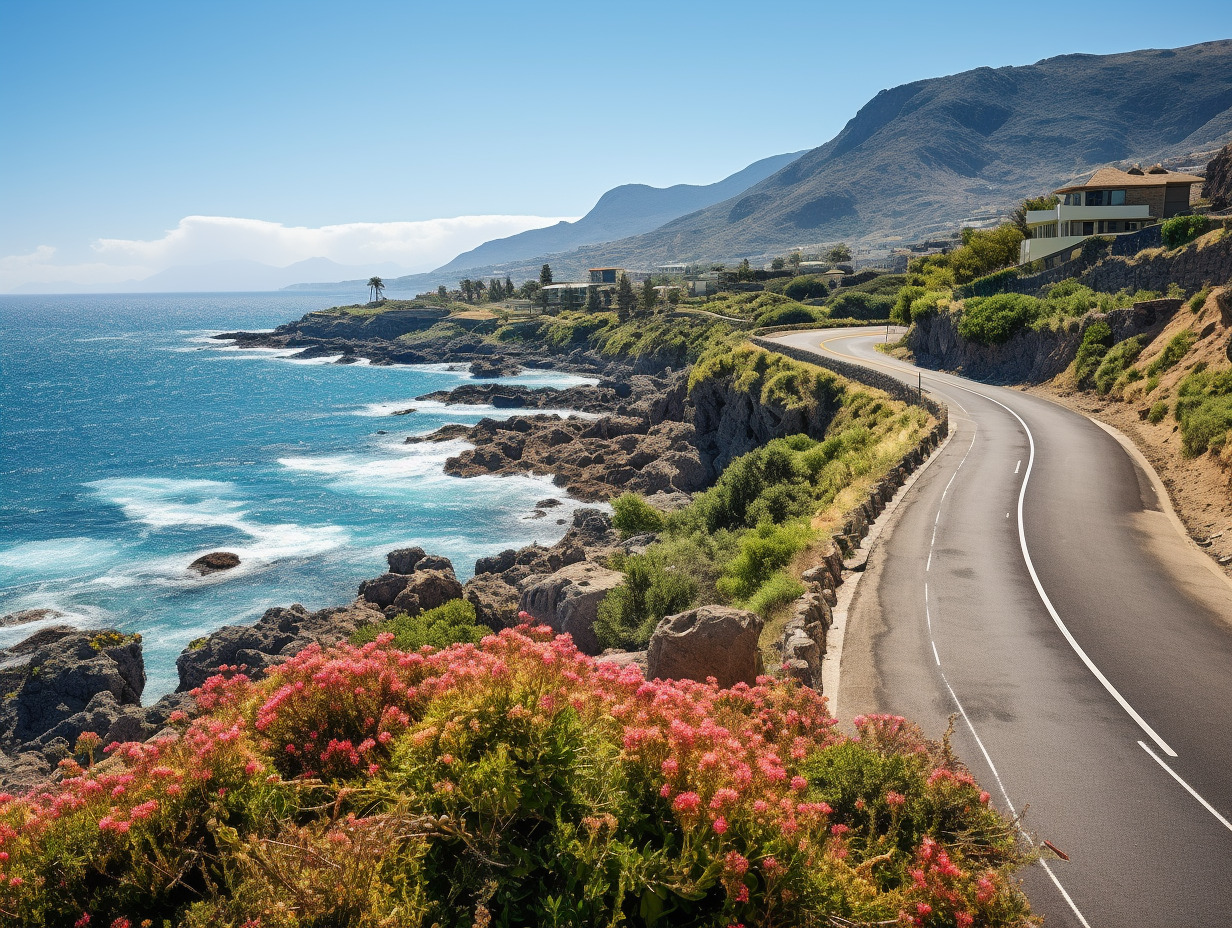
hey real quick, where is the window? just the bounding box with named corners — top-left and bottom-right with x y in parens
top-left (1110, 190), bottom-right (1125, 205)
top-left (1086, 190), bottom-right (1106, 206)
top-left (1126, 222), bottom-right (1138, 231)
top-left (1082, 221), bottom-right (1095, 235)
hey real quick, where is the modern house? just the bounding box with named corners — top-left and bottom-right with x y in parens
top-left (1019, 164), bottom-right (1204, 265)
top-left (540, 282), bottom-right (591, 307)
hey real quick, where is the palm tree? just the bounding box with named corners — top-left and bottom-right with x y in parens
top-left (367, 276), bottom-right (385, 302)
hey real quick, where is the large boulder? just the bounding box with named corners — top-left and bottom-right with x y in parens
top-left (391, 569), bottom-right (464, 617)
top-left (189, 551), bottom-right (241, 574)
top-left (387, 546), bottom-right (426, 574)
top-left (518, 561), bottom-right (625, 655)
top-left (3, 629), bottom-right (145, 747)
top-left (358, 573), bottom-right (411, 609)
top-left (647, 606), bottom-right (764, 688)
top-left (463, 574), bottom-right (522, 629)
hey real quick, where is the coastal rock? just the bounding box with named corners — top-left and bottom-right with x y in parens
top-left (647, 606), bottom-right (764, 688)
top-left (394, 569), bottom-right (464, 616)
top-left (1, 608), bottom-right (65, 628)
top-left (175, 601), bottom-right (381, 693)
top-left (518, 561), bottom-right (624, 656)
top-left (387, 546), bottom-right (426, 574)
top-left (474, 548), bottom-right (517, 576)
top-left (2, 629), bottom-right (145, 749)
top-left (597, 649), bottom-right (648, 673)
top-left (358, 573), bottom-right (411, 609)
top-left (189, 551), bottom-right (241, 575)
top-left (470, 358), bottom-right (519, 378)
top-left (463, 574), bottom-right (522, 628)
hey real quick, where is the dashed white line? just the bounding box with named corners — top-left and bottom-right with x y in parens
top-left (1015, 459), bottom-right (1022, 474)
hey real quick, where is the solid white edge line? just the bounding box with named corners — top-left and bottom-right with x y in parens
top-left (981, 392), bottom-right (1178, 759)
top-left (1139, 741), bottom-right (1232, 834)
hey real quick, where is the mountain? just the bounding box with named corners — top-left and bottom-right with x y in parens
top-left (515, 40), bottom-right (1232, 275)
top-left (435, 151), bottom-right (806, 273)
top-left (284, 151), bottom-right (806, 294)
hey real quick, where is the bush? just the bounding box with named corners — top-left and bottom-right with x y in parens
top-left (1176, 367), bottom-right (1232, 454)
top-left (957, 293), bottom-right (1040, 345)
top-left (1161, 215), bottom-right (1212, 249)
top-left (351, 599), bottom-right (486, 649)
top-left (1146, 330), bottom-right (1195, 376)
top-left (742, 570), bottom-right (805, 617)
top-left (1073, 320), bottom-right (1113, 386)
top-left (1148, 401), bottom-right (1169, 423)
top-left (717, 521), bottom-right (812, 601)
top-left (611, 493), bottom-right (665, 538)
top-left (1093, 336), bottom-right (1145, 395)
top-left (908, 290), bottom-right (950, 322)
top-left (594, 552), bottom-right (697, 650)
top-left (1189, 286), bottom-right (1212, 313)
top-left (755, 304), bottom-right (825, 327)
top-left (891, 285), bottom-right (925, 325)
top-left (783, 274), bottom-right (832, 300)
top-left (0, 631), bottom-right (1034, 927)
top-left (827, 290), bottom-right (894, 321)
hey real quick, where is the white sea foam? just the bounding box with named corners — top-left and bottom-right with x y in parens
top-left (86, 477), bottom-right (348, 570)
top-left (283, 354), bottom-right (344, 365)
top-left (0, 598), bottom-right (111, 649)
top-left (355, 398), bottom-right (598, 419)
top-left (0, 537), bottom-right (122, 580)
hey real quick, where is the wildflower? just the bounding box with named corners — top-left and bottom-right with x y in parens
top-left (886, 790), bottom-right (906, 807)
top-left (712, 816), bottom-right (728, 834)
top-left (75, 915), bottom-right (91, 928)
top-left (790, 775), bottom-right (807, 792)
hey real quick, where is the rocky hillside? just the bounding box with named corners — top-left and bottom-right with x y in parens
top-left (1206, 143), bottom-right (1232, 210)
top-left (528, 41), bottom-right (1232, 275)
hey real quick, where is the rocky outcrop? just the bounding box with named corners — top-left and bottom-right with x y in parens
top-left (1205, 144), bottom-right (1232, 212)
top-left (518, 561), bottom-right (625, 656)
top-left (0, 628), bottom-right (151, 787)
top-left (1, 608), bottom-right (64, 628)
top-left (175, 601), bottom-right (382, 693)
top-left (647, 606), bottom-right (764, 688)
top-left (189, 551), bottom-right (241, 574)
top-left (909, 299), bottom-right (1182, 384)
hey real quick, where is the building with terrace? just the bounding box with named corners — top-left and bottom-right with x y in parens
top-left (1019, 164), bottom-right (1204, 265)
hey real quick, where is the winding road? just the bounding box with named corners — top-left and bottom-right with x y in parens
top-left (765, 328), bottom-right (1232, 927)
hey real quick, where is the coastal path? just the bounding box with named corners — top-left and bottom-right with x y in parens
top-left (763, 327), bottom-right (1232, 927)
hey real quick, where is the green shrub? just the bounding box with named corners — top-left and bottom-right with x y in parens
top-left (1146, 330), bottom-right (1195, 376)
top-left (783, 275), bottom-right (832, 300)
top-left (1073, 320), bottom-right (1113, 386)
top-left (743, 570), bottom-right (805, 617)
top-left (594, 553), bottom-right (697, 650)
top-left (1147, 401), bottom-right (1169, 423)
top-left (611, 493), bottom-right (665, 538)
top-left (957, 293), bottom-right (1041, 345)
top-left (755, 304), bottom-right (825, 327)
top-left (1093, 336), bottom-right (1145, 394)
top-left (827, 290), bottom-right (894, 321)
top-left (1175, 367), bottom-right (1232, 454)
top-left (717, 521), bottom-right (812, 601)
top-left (351, 599), bottom-right (487, 649)
top-left (907, 290), bottom-right (949, 323)
top-left (890, 285), bottom-right (925, 325)
top-left (1161, 215), bottom-right (1212, 249)
top-left (1190, 286), bottom-right (1212, 312)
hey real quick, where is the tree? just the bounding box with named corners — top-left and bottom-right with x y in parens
top-left (561, 286), bottom-right (582, 313)
top-left (521, 280), bottom-right (541, 302)
top-left (539, 264), bottom-right (553, 287)
top-left (437, 285), bottom-right (448, 302)
top-left (639, 278), bottom-right (657, 314)
top-left (788, 251), bottom-right (803, 275)
top-left (504, 276), bottom-right (515, 298)
top-left (736, 258), bottom-right (754, 281)
top-left (586, 285), bottom-right (601, 313)
top-left (459, 279), bottom-right (473, 302)
top-left (616, 273), bottom-right (636, 321)
top-left (474, 279), bottom-right (486, 301)
top-left (489, 279), bottom-right (502, 302)
top-left (368, 276), bottom-right (385, 302)
top-left (825, 243), bottom-right (852, 264)
top-left (666, 287), bottom-right (681, 307)
top-left (771, 256), bottom-right (786, 271)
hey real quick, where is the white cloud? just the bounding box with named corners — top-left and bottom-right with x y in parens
top-left (0, 246), bottom-right (154, 291)
top-left (1, 213), bottom-right (575, 292)
top-left (92, 214), bottom-right (573, 273)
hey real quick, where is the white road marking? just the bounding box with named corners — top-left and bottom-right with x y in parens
top-left (1015, 459), bottom-right (1021, 474)
top-left (1139, 741), bottom-right (1232, 834)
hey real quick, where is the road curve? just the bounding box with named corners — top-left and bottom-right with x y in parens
top-left (765, 328), bottom-right (1232, 927)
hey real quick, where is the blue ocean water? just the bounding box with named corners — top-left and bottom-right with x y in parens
top-left (0, 293), bottom-right (597, 698)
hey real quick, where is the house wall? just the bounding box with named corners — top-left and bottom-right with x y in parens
top-left (1124, 186), bottom-right (1167, 218)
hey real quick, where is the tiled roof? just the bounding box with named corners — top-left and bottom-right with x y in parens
top-left (1054, 166), bottom-right (1204, 193)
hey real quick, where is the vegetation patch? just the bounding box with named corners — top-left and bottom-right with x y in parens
top-left (1176, 366), bottom-right (1232, 455)
top-left (1161, 215), bottom-right (1212, 249)
top-left (1093, 336), bottom-right (1145, 395)
top-left (0, 630), bottom-right (1031, 927)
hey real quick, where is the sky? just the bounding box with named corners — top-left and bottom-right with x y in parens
top-left (2, 0), bottom-right (1230, 291)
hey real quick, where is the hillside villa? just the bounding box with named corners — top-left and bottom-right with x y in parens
top-left (1019, 164), bottom-right (1204, 265)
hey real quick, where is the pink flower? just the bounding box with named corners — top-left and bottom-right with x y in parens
top-left (74, 915), bottom-right (91, 928)
top-left (885, 790), bottom-right (906, 807)
top-left (712, 816), bottom-right (728, 834)
top-left (672, 791), bottom-right (701, 814)
top-left (790, 775), bottom-right (807, 792)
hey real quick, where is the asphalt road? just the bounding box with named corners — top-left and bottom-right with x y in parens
top-left (766, 328), bottom-right (1232, 928)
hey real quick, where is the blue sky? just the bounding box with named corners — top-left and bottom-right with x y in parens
top-left (2, 0), bottom-right (1230, 290)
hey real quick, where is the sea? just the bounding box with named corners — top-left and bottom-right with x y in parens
top-left (0, 293), bottom-right (598, 698)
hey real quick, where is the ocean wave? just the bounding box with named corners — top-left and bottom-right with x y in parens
top-left (86, 477), bottom-right (349, 569)
top-left (0, 598), bottom-right (111, 649)
top-left (0, 537), bottom-right (123, 582)
top-left (355, 398), bottom-right (599, 420)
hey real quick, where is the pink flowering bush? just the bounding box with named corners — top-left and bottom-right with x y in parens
top-left (0, 627), bottom-right (1032, 927)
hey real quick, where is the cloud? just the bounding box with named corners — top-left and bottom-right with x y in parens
top-left (92, 214), bottom-right (574, 273)
top-left (0, 246), bottom-right (154, 291)
top-left (0, 213), bottom-right (576, 292)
